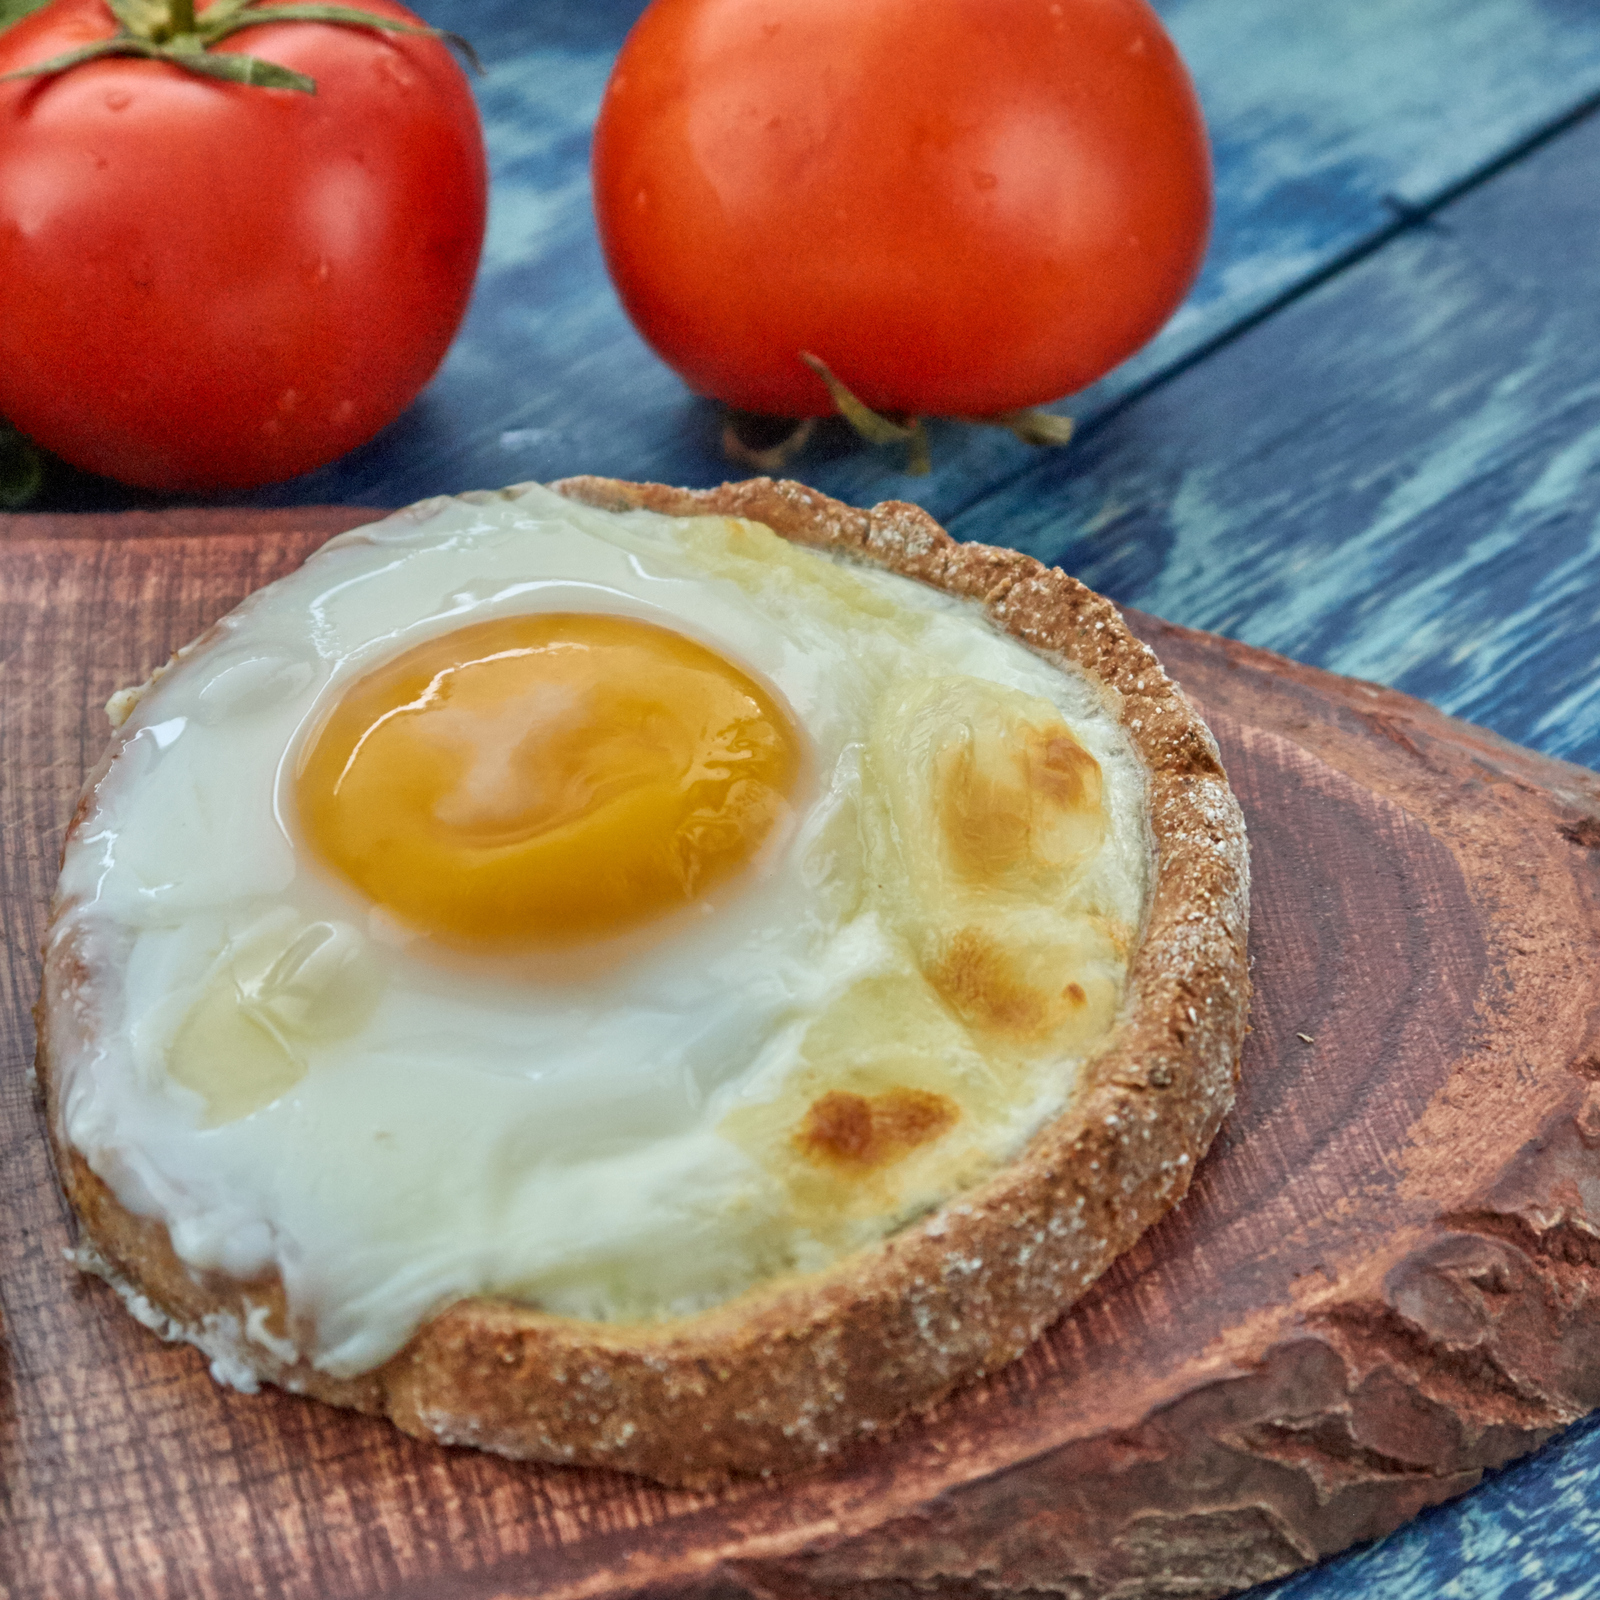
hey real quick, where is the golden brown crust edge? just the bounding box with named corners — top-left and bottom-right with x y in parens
top-left (39, 476), bottom-right (1250, 1487)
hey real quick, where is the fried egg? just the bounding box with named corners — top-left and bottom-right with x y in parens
top-left (50, 486), bottom-right (1150, 1378)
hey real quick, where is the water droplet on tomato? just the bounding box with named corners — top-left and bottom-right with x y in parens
top-left (104, 90), bottom-right (130, 112)
top-left (374, 55), bottom-right (416, 90)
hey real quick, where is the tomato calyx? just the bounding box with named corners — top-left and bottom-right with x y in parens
top-left (0, 419), bottom-right (43, 509)
top-left (723, 353), bottom-right (1076, 477)
top-left (721, 413), bottom-right (819, 475)
top-left (0, 0), bottom-right (480, 94)
top-left (800, 353), bottom-right (933, 475)
top-left (983, 409), bottom-right (1077, 448)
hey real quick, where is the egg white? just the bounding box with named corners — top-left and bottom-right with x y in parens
top-left (51, 486), bottom-right (1149, 1376)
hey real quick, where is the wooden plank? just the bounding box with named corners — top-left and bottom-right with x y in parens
top-left (15, 0), bottom-right (1600, 523)
top-left (268, 0), bottom-right (1600, 519)
top-left (949, 100), bottom-right (1600, 1598)
top-left (6, 511), bottom-right (1600, 1598)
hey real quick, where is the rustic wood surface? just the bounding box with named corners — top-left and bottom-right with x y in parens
top-left (24, 0), bottom-right (1600, 523)
top-left (4, 510), bottom-right (1600, 1599)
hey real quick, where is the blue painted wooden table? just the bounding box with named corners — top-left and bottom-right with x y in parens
top-left (16, 1), bottom-right (1600, 1594)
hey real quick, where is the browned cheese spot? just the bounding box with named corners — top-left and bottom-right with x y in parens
top-left (796, 1086), bottom-right (959, 1172)
top-left (1064, 981), bottom-right (1087, 1006)
top-left (927, 925), bottom-right (1054, 1036)
top-left (938, 719), bottom-right (1101, 884)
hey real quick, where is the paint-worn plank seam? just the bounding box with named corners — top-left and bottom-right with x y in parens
top-left (944, 82), bottom-right (1600, 530)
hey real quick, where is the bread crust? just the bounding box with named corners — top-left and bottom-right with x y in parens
top-left (38, 477), bottom-right (1250, 1487)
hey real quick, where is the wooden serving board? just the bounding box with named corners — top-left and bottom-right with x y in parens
top-left (5, 509), bottom-right (1600, 1600)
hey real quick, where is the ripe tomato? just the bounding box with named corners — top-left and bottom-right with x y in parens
top-left (0, 0), bottom-right (487, 491)
top-left (593, 0), bottom-right (1211, 420)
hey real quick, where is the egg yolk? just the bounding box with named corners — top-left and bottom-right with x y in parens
top-left (295, 614), bottom-right (802, 948)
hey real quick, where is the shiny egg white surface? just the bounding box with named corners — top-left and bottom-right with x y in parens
top-left (50, 486), bottom-right (1150, 1378)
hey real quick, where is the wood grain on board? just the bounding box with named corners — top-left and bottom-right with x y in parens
top-left (4, 511), bottom-right (1600, 1599)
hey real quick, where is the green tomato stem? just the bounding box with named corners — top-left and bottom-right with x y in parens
top-left (1, 1), bottom-right (477, 95)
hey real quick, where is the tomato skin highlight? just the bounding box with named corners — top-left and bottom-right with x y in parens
top-left (0, 0), bottom-right (487, 492)
top-left (592, 0), bottom-right (1212, 420)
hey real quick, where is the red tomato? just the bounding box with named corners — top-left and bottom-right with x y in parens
top-left (0, 0), bottom-right (487, 491)
top-left (593, 0), bottom-right (1211, 419)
